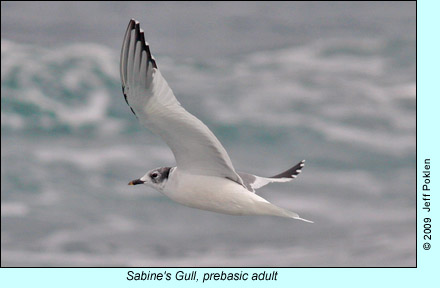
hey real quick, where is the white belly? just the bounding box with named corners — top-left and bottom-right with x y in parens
top-left (162, 170), bottom-right (271, 216)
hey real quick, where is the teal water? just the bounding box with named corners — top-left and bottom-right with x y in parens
top-left (1, 2), bottom-right (415, 266)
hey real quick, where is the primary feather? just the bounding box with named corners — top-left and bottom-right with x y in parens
top-left (120, 19), bottom-right (245, 186)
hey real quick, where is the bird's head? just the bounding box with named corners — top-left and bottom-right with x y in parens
top-left (128, 167), bottom-right (172, 191)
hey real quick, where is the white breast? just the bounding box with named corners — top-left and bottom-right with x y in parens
top-left (163, 169), bottom-right (270, 215)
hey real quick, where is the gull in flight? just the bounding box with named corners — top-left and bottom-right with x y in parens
top-left (121, 19), bottom-right (312, 223)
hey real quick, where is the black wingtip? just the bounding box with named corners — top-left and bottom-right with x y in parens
top-left (129, 19), bottom-right (158, 69)
top-left (121, 18), bottom-right (157, 119)
top-left (271, 160), bottom-right (306, 179)
top-left (128, 19), bottom-right (136, 30)
top-left (140, 31), bottom-right (146, 49)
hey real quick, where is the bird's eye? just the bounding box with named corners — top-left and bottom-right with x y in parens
top-left (151, 172), bottom-right (159, 178)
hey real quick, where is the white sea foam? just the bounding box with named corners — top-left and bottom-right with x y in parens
top-left (2, 38), bottom-right (415, 156)
top-left (1, 40), bottom-right (123, 134)
top-left (1, 27), bottom-right (415, 268)
top-left (1, 202), bottom-right (29, 217)
top-left (33, 144), bottom-right (171, 170)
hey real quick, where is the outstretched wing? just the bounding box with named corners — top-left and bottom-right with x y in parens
top-left (239, 160), bottom-right (305, 192)
top-left (120, 19), bottom-right (243, 185)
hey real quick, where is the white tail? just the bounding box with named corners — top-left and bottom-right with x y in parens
top-left (256, 201), bottom-right (313, 223)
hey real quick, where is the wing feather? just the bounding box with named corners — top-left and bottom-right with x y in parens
top-left (120, 19), bottom-right (244, 186)
top-left (239, 160), bottom-right (306, 192)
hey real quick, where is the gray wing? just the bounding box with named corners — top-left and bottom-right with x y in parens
top-left (238, 160), bottom-right (305, 193)
top-left (120, 19), bottom-right (244, 186)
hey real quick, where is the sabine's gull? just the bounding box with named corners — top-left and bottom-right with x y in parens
top-left (121, 19), bottom-right (312, 223)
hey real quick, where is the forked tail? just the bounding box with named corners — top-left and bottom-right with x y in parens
top-left (256, 201), bottom-right (313, 223)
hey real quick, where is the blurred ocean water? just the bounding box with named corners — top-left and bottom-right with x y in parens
top-left (1, 2), bottom-right (415, 266)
